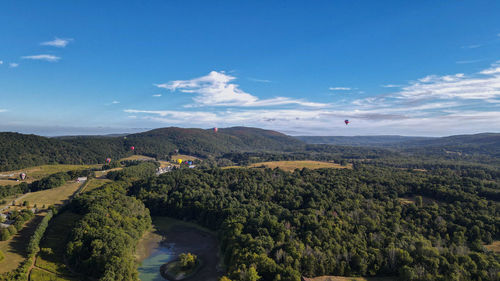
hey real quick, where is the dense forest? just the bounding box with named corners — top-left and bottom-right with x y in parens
top-left (66, 181), bottom-right (151, 281)
top-left (1, 128), bottom-right (498, 172)
top-left (1, 127), bottom-right (499, 281)
top-left (129, 166), bottom-right (500, 281)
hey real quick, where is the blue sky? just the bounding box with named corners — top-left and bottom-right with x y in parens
top-left (0, 0), bottom-right (499, 136)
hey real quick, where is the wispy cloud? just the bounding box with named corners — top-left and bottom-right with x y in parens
top-left (112, 101), bottom-right (120, 104)
top-left (0, 60), bottom-right (3, 65)
top-left (155, 71), bottom-right (327, 107)
top-left (381, 84), bottom-right (401, 88)
top-left (0, 109), bottom-right (6, 113)
top-left (329, 87), bottom-right (351, 91)
top-left (9, 63), bottom-right (19, 68)
top-left (40, 38), bottom-right (73, 48)
top-left (462, 44), bottom-right (481, 49)
top-left (456, 59), bottom-right (483, 64)
top-left (152, 94), bottom-right (162, 97)
top-left (248, 77), bottom-right (271, 83)
top-left (128, 62), bottom-right (500, 136)
top-left (21, 54), bottom-right (60, 62)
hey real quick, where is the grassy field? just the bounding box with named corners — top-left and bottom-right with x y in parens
top-left (35, 211), bottom-right (82, 278)
top-left (0, 164), bottom-right (101, 185)
top-left (19, 182), bottom-right (82, 209)
top-left (244, 160), bottom-right (352, 172)
top-left (303, 276), bottom-right (395, 281)
top-left (120, 155), bottom-right (156, 161)
top-left (81, 178), bottom-right (111, 193)
top-left (0, 214), bottom-right (44, 273)
top-left (171, 154), bottom-right (200, 162)
top-left (29, 268), bottom-right (79, 281)
top-left (485, 241), bottom-right (500, 253)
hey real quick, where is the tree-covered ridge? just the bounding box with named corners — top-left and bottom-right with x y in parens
top-left (66, 181), bottom-right (152, 281)
top-left (0, 132), bottom-right (130, 171)
top-left (130, 166), bottom-right (500, 281)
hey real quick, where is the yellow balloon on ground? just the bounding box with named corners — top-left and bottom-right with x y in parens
top-left (177, 159), bottom-right (183, 164)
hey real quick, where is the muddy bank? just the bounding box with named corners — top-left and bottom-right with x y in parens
top-left (137, 217), bottom-right (222, 281)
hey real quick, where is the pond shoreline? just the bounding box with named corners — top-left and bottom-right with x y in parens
top-left (136, 217), bottom-right (222, 281)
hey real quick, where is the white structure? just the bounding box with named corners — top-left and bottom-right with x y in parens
top-left (76, 177), bottom-right (88, 183)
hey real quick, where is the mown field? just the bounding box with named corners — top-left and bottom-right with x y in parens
top-left (485, 241), bottom-right (500, 253)
top-left (0, 214), bottom-right (44, 273)
top-left (0, 164), bottom-right (100, 186)
top-left (34, 211), bottom-right (82, 280)
top-left (223, 160), bottom-right (352, 172)
top-left (20, 182), bottom-right (82, 209)
top-left (81, 178), bottom-right (111, 193)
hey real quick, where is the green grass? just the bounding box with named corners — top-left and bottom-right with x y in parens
top-left (0, 164), bottom-right (101, 183)
top-left (35, 211), bottom-right (82, 276)
top-left (81, 178), bottom-right (111, 193)
top-left (29, 268), bottom-right (78, 281)
top-left (0, 214), bottom-right (44, 273)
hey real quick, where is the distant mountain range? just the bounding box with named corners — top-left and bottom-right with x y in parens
top-left (0, 127), bottom-right (498, 171)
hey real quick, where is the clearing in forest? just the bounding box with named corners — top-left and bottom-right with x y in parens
top-left (34, 211), bottom-right (82, 279)
top-left (0, 214), bottom-right (44, 273)
top-left (485, 241), bottom-right (500, 253)
top-left (247, 160), bottom-right (352, 172)
top-left (0, 164), bottom-right (100, 186)
top-left (81, 178), bottom-right (111, 193)
top-left (1, 181), bottom-right (83, 213)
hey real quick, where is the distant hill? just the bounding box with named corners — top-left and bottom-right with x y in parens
top-left (124, 126), bottom-right (303, 158)
top-left (0, 127), bottom-right (304, 171)
top-left (295, 135), bottom-right (433, 146)
top-left (400, 133), bottom-right (500, 158)
top-left (1, 128), bottom-right (498, 171)
top-left (297, 133), bottom-right (500, 159)
top-left (0, 132), bottom-right (130, 171)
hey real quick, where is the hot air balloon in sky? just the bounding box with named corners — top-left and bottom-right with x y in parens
top-left (344, 120), bottom-right (350, 125)
top-left (213, 127), bottom-right (218, 133)
top-left (177, 159), bottom-right (183, 164)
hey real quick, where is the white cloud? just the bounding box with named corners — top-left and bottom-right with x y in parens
top-left (21, 54), bottom-right (60, 62)
top-left (40, 38), bottom-right (72, 48)
top-left (248, 77), bottom-right (271, 83)
top-left (381, 84), bottom-right (401, 88)
top-left (0, 109), bottom-right (6, 113)
top-left (456, 59), bottom-right (483, 64)
top-left (112, 101), bottom-right (120, 104)
top-left (462, 44), bottom-right (481, 49)
top-left (128, 62), bottom-right (500, 136)
top-left (329, 87), bottom-right (351, 91)
top-left (0, 60), bottom-right (3, 65)
top-left (9, 63), bottom-right (19, 68)
top-left (155, 71), bottom-right (326, 107)
top-left (152, 94), bottom-right (162, 97)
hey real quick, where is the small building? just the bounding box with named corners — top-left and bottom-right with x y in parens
top-left (76, 177), bottom-right (88, 183)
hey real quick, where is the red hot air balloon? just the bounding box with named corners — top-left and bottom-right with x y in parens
top-left (344, 120), bottom-right (350, 125)
top-left (106, 158), bottom-right (111, 164)
top-left (130, 146), bottom-right (135, 151)
top-left (213, 127), bottom-right (218, 133)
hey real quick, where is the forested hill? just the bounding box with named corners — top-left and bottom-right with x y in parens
top-left (0, 132), bottom-right (130, 171)
top-left (0, 127), bottom-right (304, 171)
top-left (296, 135), bottom-right (433, 146)
top-left (124, 126), bottom-right (303, 158)
top-left (297, 133), bottom-right (500, 159)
